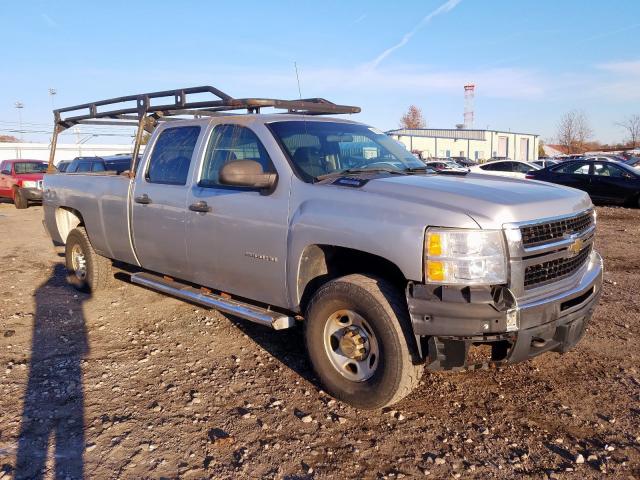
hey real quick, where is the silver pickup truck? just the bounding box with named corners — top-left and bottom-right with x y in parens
top-left (43, 87), bottom-right (603, 409)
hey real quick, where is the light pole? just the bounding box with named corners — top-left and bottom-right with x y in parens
top-left (48, 88), bottom-right (57, 111)
top-left (14, 101), bottom-right (24, 142)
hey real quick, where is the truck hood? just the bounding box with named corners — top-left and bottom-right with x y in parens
top-left (360, 173), bottom-right (592, 229)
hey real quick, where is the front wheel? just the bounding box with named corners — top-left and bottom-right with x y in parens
top-left (14, 189), bottom-right (28, 209)
top-left (65, 227), bottom-right (113, 292)
top-left (304, 274), bottom-right (423, 409)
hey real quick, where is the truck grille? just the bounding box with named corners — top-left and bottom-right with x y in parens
top-left (520, 211), bottom-right (593, 248)
top-left (524, 245), bottom-right (591, 289)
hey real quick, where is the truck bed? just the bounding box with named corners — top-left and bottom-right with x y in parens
top-left (43, 173), bottom-right (138, 265)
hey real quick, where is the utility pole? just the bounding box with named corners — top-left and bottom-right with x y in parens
top-left (48, 88), bottom-right (57, 111)
top-left (14, 101), bottom-right (24, 142)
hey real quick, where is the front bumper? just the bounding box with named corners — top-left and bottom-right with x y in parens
top-left (20, 187), bottom-right (43, 201)
top-left (407, 251), bottom-right (603, 370)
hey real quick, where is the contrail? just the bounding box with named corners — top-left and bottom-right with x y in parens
top-left (368, 0), bottom-right (462, 69)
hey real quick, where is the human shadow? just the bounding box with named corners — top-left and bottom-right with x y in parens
top-left (14, 264), bottom-right (88, 479)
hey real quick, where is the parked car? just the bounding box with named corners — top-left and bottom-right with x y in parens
top-left (624, 156), bottom-right (640, 168)
top-left (584, 155), bottom-right (625, 163)
top-left (527, 159), bottom-right (640, 207)
top-left (532, 159), bottom-right (559, 168)
top-left (0, 159), bottom-right (47, 209)
top-left (470, 160), bottom-right (541, 179)
top-left (424, 160), bottom-right (468, 172)
top-left (56, 160), bottom-right (71, 172)
top-left (66, 155), bottom-right (137, 174)
top-left (449, 156), bottom-right (477, 166)
top-left (43, 86), bottom-right (603, 409)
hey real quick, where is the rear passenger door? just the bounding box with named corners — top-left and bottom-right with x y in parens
top-left (132, 124), bottom-right (204, 279)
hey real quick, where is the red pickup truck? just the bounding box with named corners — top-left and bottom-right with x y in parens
top-left (0, 159), bottom-right (48, 209)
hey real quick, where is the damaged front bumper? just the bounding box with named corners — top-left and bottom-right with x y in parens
top-left (20, 187), bottom-right (43, 202)
top-left (407, 251), bottom-right (603, 370)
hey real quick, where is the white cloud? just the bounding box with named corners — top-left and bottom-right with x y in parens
top-left (367, 0), bottom-right (462, 69)
top-left (40, 13), bottom-right (59, 28)
top-left (596, 60), bottom-right (640, 76)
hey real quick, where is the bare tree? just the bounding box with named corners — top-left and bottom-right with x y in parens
top-left (556, 110), bottom-right (593, 154)
top-left (400, 105), bottom-right (426, 129)
top-left (616, 114), bottom-right (640, 148)
top-left (0, 134), bottom-right (19, 143)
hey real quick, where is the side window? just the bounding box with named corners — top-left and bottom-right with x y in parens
top-left (552, 162), bottom-right (590, 175)
top-left (199, 125), bottom-right (273, 188)
top-left (146, 126), bottom-right (201, 185)
top-left (76, 161), bottom-right (92, 173)
top-left (513, 162), bottom-right (532, 173)
top-left (593, 163), bottom-right (625, 177)
top-left (92, 162), bottom-right (106, 172)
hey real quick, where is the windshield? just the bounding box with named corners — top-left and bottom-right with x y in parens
top-left (14, 162), bottom-right (47, 174)
top-left (269, 121), bottom-right (425, 181)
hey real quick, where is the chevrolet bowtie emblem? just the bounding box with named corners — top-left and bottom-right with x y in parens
top-left (568, 238), bottom-right (584, 256)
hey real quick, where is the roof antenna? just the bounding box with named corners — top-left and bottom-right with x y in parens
top-left (294, 62), bottom-right (303, 100)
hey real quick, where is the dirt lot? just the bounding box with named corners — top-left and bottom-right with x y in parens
top-left (0, 203), bottom-right (638, 480)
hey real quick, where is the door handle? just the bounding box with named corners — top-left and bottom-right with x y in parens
top-left (134, 194), bottom-right (152, 204)
top-left (188, 200), bottom-right (212, 213)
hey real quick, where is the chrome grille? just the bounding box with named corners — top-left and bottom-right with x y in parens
top-left (524, 245), bottom-right (591, 289)
top-left (520, 211), bottom-right (593, 248)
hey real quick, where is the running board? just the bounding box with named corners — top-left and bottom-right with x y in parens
top-left (130, 272), bottom-right (295, 330)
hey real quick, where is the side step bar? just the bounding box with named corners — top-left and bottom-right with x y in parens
top-left (130, 272), bottom-right (295, 330)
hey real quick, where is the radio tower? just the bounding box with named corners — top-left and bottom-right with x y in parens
top-left (463, 83), bottom-right (475, 129)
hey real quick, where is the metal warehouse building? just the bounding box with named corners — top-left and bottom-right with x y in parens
top-left (387, 128), bottom-right (539, 162)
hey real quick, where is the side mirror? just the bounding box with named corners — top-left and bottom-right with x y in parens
top-left (1, 169), bottom-right (10, 175)
top-left (219, 160), bottom-right (277, 190)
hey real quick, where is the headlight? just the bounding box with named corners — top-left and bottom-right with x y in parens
top-left (22, 181), bottom-right (37, 188)
top-left (425, 228), bottom-right (507, 285)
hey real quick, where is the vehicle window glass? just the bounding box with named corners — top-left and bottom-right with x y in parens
top-left (13, 162), bottom-right (47, 174)
top-left (488, 162), bottom-right (509, 171)
top-left (92, 162), bottom-right (106, 172)
top-left (512, 162), bottom-right (532, 173)
top-left (552, 162), bottom-right (590, 175)
top-left (593, 163), bottom-right (626, 177)
top-left (147, 126), bottom-right (200, 185)
top-left (269, 121), bottom-right (424, 182)
top-left (76, 162), bottom-right (92, 173)
top-left (200, 125), bottom-right (273, 188)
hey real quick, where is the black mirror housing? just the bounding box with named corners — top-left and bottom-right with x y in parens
top-left (219, 160), bottom-right (277, 190)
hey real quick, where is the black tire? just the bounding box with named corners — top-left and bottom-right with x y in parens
top-left (14, 189), bottom-right (28, 209)
top-left (304, 274), bottom-right (423, 409)
top-left (65, 227), bottom-right (113, 292)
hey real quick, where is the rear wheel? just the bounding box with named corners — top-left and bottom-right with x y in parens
top-left (65, 227), bottom-right (113, 292)
top-left (304, 274), bottom-right (423, 409)
top-left (13, 189), bottom-right (28, 209)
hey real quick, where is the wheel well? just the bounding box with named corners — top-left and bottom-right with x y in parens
top-left (55, 207), bottom-right (84, 244)
top-left (297, 245), bottom-right (407, 313)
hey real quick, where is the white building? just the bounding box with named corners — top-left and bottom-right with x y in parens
top-left (388, 128), bottom-right (539, 162)
top-left (0, 142), bottom-right (137, 165)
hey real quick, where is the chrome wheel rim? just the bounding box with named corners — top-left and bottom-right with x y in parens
top-left (323, 309), bottom-right (379, 382)
top-left (71, 244), bottom-right (87, 281)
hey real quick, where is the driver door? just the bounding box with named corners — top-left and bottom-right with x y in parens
top-left (185, 123), bottom-right (289, 307)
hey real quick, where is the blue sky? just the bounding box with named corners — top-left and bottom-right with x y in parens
top-left (1, 0), bottom-right (639, 144)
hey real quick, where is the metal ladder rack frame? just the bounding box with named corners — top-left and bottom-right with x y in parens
top-left (47, 85), bottom-right (361, 174)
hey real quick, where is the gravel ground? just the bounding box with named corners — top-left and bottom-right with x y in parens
top-left (0, 203), bottom-right (638, 479)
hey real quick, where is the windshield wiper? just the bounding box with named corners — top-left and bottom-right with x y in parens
top-left (402, 166), bottom-right (435, 173)
top-left (315, 168), bottom-right (407, 181)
